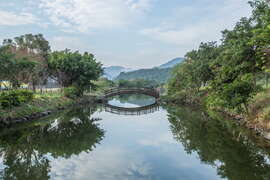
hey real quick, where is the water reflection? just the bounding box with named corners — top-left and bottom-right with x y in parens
top-left (108, 94), bottom-right (156, 108)
top-left (167, 106), bottom-right (270, 180)
top-left (106, 94), bottom-right (159, 116)
top-left (0, 106), bottom-right (104, 180)
top-left (1, 97), bottom-right (270, 179)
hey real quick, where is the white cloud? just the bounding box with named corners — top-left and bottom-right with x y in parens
top-left (138, 132), bottom-right (177, 147)
top-left (50, 147), bottom-right (153, 180)
top-left (127, 0), bottom-right (153, 12)
top-left (140, 0), bottom-right (251, 48)
top-left (50, 36), bottom-right (91, 52)
top-left (39, 0), bottom-right (153, 33)
top-left (0, 10), bottom-right (38, 26)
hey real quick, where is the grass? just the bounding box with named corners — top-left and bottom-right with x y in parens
top-left (165, 84), bottom-right (270, 130)
top-left (0, 91), bottom-right (74, 120)
top-left (247, 87), bottom-right (270, 129)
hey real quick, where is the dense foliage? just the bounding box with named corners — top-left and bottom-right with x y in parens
top-left (168, 0), bottom-right (270, 113)
top-left (0, 89), bottom-right (34, 108)
top-left (93, 78), bottom-right (115, 93)
top-left (0, 34), bottom-right (50, 89)
top-left (116, 67), bottom-right (172, 84)
top-left (48, 49), bottom-right (103, 95)
top-left (117, 79), bottom-right (159, 88)
top-left (0, 34), bottom-right (103, 101)
top-left (63, 86), bottom-right (82, 99)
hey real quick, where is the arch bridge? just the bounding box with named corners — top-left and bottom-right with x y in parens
top-left (103, 87), bottom-right (160, 99)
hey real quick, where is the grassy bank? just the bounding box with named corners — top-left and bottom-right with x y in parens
top-left (0, 91), bottom-right (93, 122)
top-left (163, 87), bottom-right (270, 132)
top-left (247, 88), bottom-right (270, 130)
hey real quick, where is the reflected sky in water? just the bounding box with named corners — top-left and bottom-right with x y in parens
top-left (1, 94), bottom-right (270, 180)
top-left (108, 99), bottom-right (139, 108)
top-left (49, 109), bottom-right (219, 180)
top-left (107, 94), bottom-right (156, 108)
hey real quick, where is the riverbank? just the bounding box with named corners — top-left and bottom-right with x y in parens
top-left (0, 91), bottom-right (97, 125)
top-left (246, 88), bottom-right (270, 131)
top-left (163, 87), bottom-right (270, 137)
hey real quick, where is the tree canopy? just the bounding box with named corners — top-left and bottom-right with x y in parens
top-left (0, 34), bottom-right (103, 96)
top-left (0, 34), bottom-right (50, 89)
top-left (48, 49), bottom-right (103, 95)
top-left (168, 0), bottom-right (270, 112)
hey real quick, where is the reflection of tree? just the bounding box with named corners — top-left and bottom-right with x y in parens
top-left (167, 106), bottom-right (270, 180)
top-left (1, 149), bottom-right (50, 180)
top-left (0, 105), bottom-right (104, 179)
top-left (34, 107), bottom-right (104, 158)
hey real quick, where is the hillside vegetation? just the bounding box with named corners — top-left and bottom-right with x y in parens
top-left (158, 57), bottom-right (184, 69)
top-left (116, 68), bottom-right (172, 84)
top-left (103, 66), bottom-right (132, 80)
top-left (167, 0), bottom-right (270, 130)
top-left (114, 57), bottom-right (184, 84)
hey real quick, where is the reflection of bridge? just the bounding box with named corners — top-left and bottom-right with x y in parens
top-left (101, 87), bottom-right (160, 116)
top-left (104, 87), bottom-right (160, 99)
top-left (104, 102), bottom-right (160, 116)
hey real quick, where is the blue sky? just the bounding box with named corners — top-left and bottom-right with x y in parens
top-left (0, 0), bottom-right (251, 68)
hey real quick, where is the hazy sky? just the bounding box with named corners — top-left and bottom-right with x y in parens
top-left (0, 0), bottom-right (251, 68)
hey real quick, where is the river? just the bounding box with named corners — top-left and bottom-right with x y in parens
top-left (0, 94), bottom-right (270, 180)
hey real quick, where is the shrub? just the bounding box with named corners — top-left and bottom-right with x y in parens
top-left (64, 87), bottom-right (81, 99)
top-left (0, 89), bottom-right (34, 108)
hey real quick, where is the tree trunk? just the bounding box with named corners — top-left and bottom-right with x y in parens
top-left (32, 83), bottom-right (36, 92)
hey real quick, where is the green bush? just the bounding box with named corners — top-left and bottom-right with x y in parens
top-left (64, 87), bottom-right (81, 99)
top-left (0, 89), bottom-right (34, 108)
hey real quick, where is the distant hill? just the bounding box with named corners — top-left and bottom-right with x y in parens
top-left (158, 57), bottom-right (184, 69)
top-left (115, 68), bottom-right (172, 84)
top-left (115, 57), bottom-right (184, 84)
top-left (103, 66), bottom-right (132, 80)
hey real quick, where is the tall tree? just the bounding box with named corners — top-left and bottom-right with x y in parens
top-left (1, 34), bottom-right (51, 90)
top-left (48, 49), bottom-right (103, 95)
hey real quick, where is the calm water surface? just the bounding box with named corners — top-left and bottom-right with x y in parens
top-left (0, 94), bottom-right (270, 180)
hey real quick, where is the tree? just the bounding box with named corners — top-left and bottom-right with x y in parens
top-left (117, 79), bottom-right (159, 88)
top-left (167, 0), bottom-right (270, 112)
top-left (249, 0), bottom-right (270, 87)
top-left (209, 16), bottom-right (263, 112)
top-left (0, 46), bottom-right (37, 88)
top-left (48, 49), bottom-right (103, 95)
top-left (168, 42), bottom-right (219, 96)
top-left (1, 34), bottom-right (51, 90)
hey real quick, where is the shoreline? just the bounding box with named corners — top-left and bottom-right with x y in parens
top-left (0, 95), bottom-right (99, 126)
top-left (162, 94), bottom-right (270, 141)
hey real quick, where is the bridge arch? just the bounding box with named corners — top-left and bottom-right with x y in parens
top-left (101, 87), bottom-right (160, 115)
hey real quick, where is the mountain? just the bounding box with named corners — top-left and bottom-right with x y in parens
top-left (103, 66), bottom-right (132, 80)
top-left (158, 57), bottom-right (184, 69)
top-left (114, 57), bottom-right (185, 84)
top-left (115, 68), bottom-right (172, 84)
